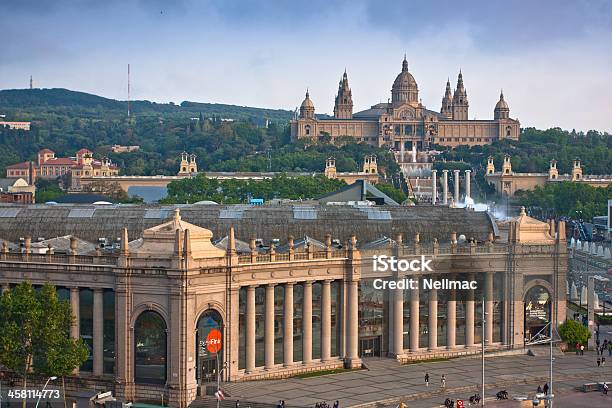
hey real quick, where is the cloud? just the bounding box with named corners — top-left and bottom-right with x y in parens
top-left (0, 0), bottom-right (610, 131)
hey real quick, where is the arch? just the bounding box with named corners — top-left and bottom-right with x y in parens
top-left (523, 283), bottom-right (552, 342)
top-left (195, 309), bottom-right (225, 384)
top-left (134, 310), bottom-right (167, 384)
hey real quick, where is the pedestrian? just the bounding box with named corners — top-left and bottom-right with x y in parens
top-left (537, 385), bottom-right (543, 394)
top-left (333, 400), bottom-right (339, 408)
top-left (603, 382), bottom-right (608, 396)
top-left (608, 342), bottom-right (612, 357)
top-left (236, 400), bottom-right (240, 408)
top-left (602, 357), bottom-right (606, 366)
top-left (580, 344), bottom-right (585, 355)
top-left (425, 372), bottom-right (430, 387)
top-left (597, 357), bottom-right (601, 367)
top-left (543, 383), bottom-right (549, 395)
top-left (441, 374), bottom-right (446, 388)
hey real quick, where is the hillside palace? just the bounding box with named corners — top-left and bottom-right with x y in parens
top-left (291, 57), bottom-right (520, 150)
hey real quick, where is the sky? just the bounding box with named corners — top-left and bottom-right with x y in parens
top-left (1, 0), bottom-right (611, 132)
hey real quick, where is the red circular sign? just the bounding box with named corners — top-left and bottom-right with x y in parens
top-left (206, 329), bottom-right (222, 353)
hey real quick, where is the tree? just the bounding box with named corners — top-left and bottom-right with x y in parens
top-left (558, 319), bottom-right (591, 350)
top-left (0, 282), bottom-right (88, 407)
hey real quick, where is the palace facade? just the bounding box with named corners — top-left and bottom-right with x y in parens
top-left (291, 57), bottom-right (520, 150)
top-left (0, 204), bottom-right (566, 407)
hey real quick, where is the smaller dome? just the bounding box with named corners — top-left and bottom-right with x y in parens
top-left (301, 90), bottom-right (314, 108)
top-left (495, 91), bottom-right (509, 110)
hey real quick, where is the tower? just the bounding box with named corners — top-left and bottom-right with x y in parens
top-left (502, 154), bottom-right (512, 175)
top-left (548, 159), bottom-right (558, 180)
top-left (452, 70), bottom-right (469, 120)
top-left (29, 75), bottom-right (33, 90)
top-left (334, 70), bottom-right (353, 119)
top-left (178, 152), bottom-right (190, 176)
top-left (299, 90), bottom-right (315, 120)
top-left (324, 157), bottom-right (337, 179)
top-left (440, 78), bottom-right (453, 119)
top-left (486, 156), bottom-right (495, 175)
top-left (362, 155), bottom-right (377, 174)
top-left (572, 158), bottom-right (582, 181)
top-left (494, 90), bottom-right (510, 120)
top-left (189, 154), bottom-right (198, 174)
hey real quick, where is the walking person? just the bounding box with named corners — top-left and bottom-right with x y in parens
top-left (543, 383), bottom-right (549, 395)
top-left (602, 356), bottom-right (606, 366)
top-left (333, 400), bottom-right (339, 408)
top-left (425, 372), bottom-right (430, 387)
top-left (608, 342), bottom-right (612, 356)
top-left (441, 374), bottom-right (446, 388)
top-left (603, 382), bottom-right (608, 396)
top-left (597, 357), bottom-right (601, 367)
top-left (581, 344), bottom-right (585, 355)
top-left (236, 400), bottom-right (240, 408)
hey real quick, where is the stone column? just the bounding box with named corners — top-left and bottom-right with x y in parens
top-left (70, 287), bottom-right (80, 374)
top-left (246, 286), bottom-right (256, 373)
top-left (284, 283), bottom-right (294, 367)
top-left (392, 284), bottom-right (404, 356)
top-left (321, 280), bottom-right (332, 361)
top-left (465, 276), bottom-right (475, 347)
top-left (442, 170), bottom-right (449, 205)
top-left (428, 286), bottom-right (438, 350)
top-left (453, 169), bottom-right (460, 204)
top-left (93, 288), bottom-right (104, 376)
top-left (431, 169), bottom-right (437, 205)
top-left (409, 278), bottom-right (420, 352)
top-left (465, 170), bottom-right (471, 198)
top-left (302, 281), bottom-right (313, 364)
top-left (447, 286), bottom-right (456, 349)
top-left (339, 280), bottom-right (347, 358)
top-left (346, 280), bottom-right (359, 364)
top-left (264, 284), bottom-right (275, 369)
top-left (485, 272), bottom-right (494, 345)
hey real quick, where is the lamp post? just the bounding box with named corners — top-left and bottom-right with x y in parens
top-left (35, 376), bottom-right (57, 408)
top-left (482, 297), bottom-right (486, 407)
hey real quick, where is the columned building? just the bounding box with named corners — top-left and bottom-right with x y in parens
top-left (291, 57), bottom-right (520, 150)
top-left (0, 207), bottom-right (566, 407)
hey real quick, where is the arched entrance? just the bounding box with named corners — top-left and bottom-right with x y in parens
top-left (196, 309), bottom-right (224, 385)
top-left (134, 311), bottom-right (167, 384)
top-left (524, 285), bottom-right (551, 343)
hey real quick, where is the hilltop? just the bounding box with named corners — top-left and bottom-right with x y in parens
top-left (0, 88), bottom-right (294, 122)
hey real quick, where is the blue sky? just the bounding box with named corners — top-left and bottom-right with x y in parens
top-left (1, 0), bottom-right (611, 131)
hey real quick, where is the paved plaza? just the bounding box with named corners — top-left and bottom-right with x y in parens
top-left (220, 350), bottom-right (612, 408)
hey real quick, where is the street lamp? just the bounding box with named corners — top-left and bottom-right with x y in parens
top-left (35, 376), bottom-right (57, 408)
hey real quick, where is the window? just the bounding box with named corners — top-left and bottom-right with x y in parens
top-left (134, 311), bottom-right (167, 384)
top-left (305, 125), bottom-right (311, 135)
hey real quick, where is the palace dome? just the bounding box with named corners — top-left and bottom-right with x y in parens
top-left (392, 61), bottom-right (418, 90)
top-left (301, 90), bottom-right (314, 108)
top-left (495, 93), bottom-right (509, 110)
top-left (391, 56), bottom-right (418, 105)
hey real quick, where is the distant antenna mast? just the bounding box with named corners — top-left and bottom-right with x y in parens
top-left (29, 75), bottom-right (33, 89)
top-left (127, 64), bottom-right (131, 118)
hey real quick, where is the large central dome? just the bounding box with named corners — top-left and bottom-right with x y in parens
top-left (391, 57), bottom-right (419, 106)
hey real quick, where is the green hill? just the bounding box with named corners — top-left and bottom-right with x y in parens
top-left (0, 88), bottom-right (293, 122)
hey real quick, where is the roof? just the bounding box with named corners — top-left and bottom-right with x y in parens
top-left (0, 178), bottom-right (20, 191)
top-left (317, 180), bottom-right (400, 206)
top-left (38, 148), bottom-right (55, 154)
top-left (76, 148), bottom-right (93, 154)
top-left (276, 235), bottom-right (326, 253)
top-left (360, 236), bottom-right (400, 250)
top-left (6, 161), bottom-right (30, 169)
top-left (41, 158), bottom-right (76, 165)
top-left (30, 235), bottom-right (97, 254)
top-left (0, 203), bottom-right (494, 246)
top-left (213, 235), bottom-right (253, 254)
